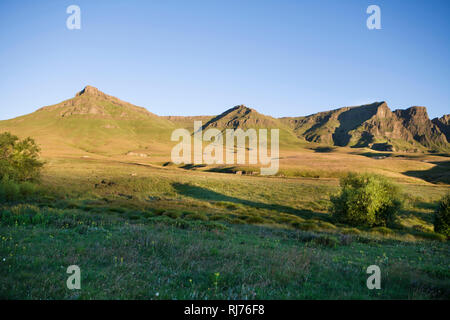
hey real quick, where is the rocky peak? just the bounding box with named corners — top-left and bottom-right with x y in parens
top-left (230, 104), bottom-right (254, 114)
top-left (75, 85), bottom-right (107, 97)
top-left (433, 114), bottom-right (450, 125)
top-left (432, 114), bottom-right (450, 142)
top-left (394, 106), bottom-right (447, 147)
top-left (394, 106), bottom-right (429, 123)
top-left (35, 85), bottom-right (156, 119)
top-left (374, 101), bottom-right (391, 117)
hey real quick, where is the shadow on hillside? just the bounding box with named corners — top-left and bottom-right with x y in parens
top-left (312, 146), bottom-right (336, 153)
top-left (399, 206), bottom-right (435, 225)
top-left (332, 103), bottom-right (379, 146)
top-left (352, 151), bottom-right (392, 159)
top-left (172, 182), bottom-right (329, 220)
top-left (403, 161), bottom-right (450, 184)
top-left (180, 164), bottom-right (207, 170)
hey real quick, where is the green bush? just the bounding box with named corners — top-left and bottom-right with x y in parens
top-left (0, 177), bottom-right (20, 201)
top-left (331, 173), bottom-right (402, 227)
top-left (434, 194), bottom-right (450, 238)
top-left (0, 177), bottom-right (41, 202)
top-left (0, 132), bottom-right (44, 182)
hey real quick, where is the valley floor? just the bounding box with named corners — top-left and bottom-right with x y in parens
top-left (0, 155), bottom-right (449, 299)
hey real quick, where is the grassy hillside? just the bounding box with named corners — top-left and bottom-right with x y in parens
top-left (0, 86), bottom-right (176, 157)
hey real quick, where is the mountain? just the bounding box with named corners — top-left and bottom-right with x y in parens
top-left (280, 102), bottom-right (449, 152)
top-left (198, 105), bottom-right (306, 148)
top-left (200, 105), bottom-right (279, 130)
top-left (0, 86), bottom-right (174, 156)
top-left (38, 85), bottom-right (158, 119)
top-left (0, 86), bottom-right (448, 157)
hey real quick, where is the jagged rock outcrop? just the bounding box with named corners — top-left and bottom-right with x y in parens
top-left (394, 107), bottom-right (448, 149)
top-left (432, 114), bottom-right (450, 143)
top-left (280, 102), bottom-right (448, 151)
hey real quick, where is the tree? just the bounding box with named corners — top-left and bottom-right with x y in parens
top-left (331, 173), bottom-right (402, 227)
top-left (434, 194), bottom-right (450, 238)
top-left (0, 132), bottom-right (44, 182)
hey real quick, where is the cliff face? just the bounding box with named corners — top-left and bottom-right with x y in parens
top-left (280, 102), bottom-right (448, 152)
top-left (394, 107), bottom-right (448, 149)
top-left (432, 114), bottom-right (450, 143)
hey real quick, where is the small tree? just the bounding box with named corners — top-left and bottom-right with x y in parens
top-left (331, 173), bottom-right (402, 227)
top-left (434, 194), bottom-right (450, 238)
top-left (0, 132), bottom-right (43, 182)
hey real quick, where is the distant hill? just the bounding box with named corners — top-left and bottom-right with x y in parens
top-left (0, 86), bottom-right (448, 157)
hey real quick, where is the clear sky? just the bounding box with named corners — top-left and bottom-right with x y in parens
top-left (0, 0), bottom-right (449, 120)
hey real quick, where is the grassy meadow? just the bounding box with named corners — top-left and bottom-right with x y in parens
top-left (1, 149), bottom-right (449, 299)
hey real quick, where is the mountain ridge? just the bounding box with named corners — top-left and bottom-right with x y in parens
top-left (0, 86), bottom-right (448, 155)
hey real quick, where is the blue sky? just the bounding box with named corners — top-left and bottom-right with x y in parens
top-left (0, 0), bottom-right (449, 120)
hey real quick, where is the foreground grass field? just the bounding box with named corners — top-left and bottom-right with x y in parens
top-left (0, 155), bottom-right (449, 299)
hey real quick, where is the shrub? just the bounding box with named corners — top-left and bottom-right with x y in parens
top-left (0, 132), bottom-right (44, 182)
top-left (0, 177), bottom-right (20, 201)
top-left (0, 177), bottom-right (41, 202)
top-left (331, 173), bottom-right (402, 227)
top-left (434, 194), bottom-right (450, 238)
